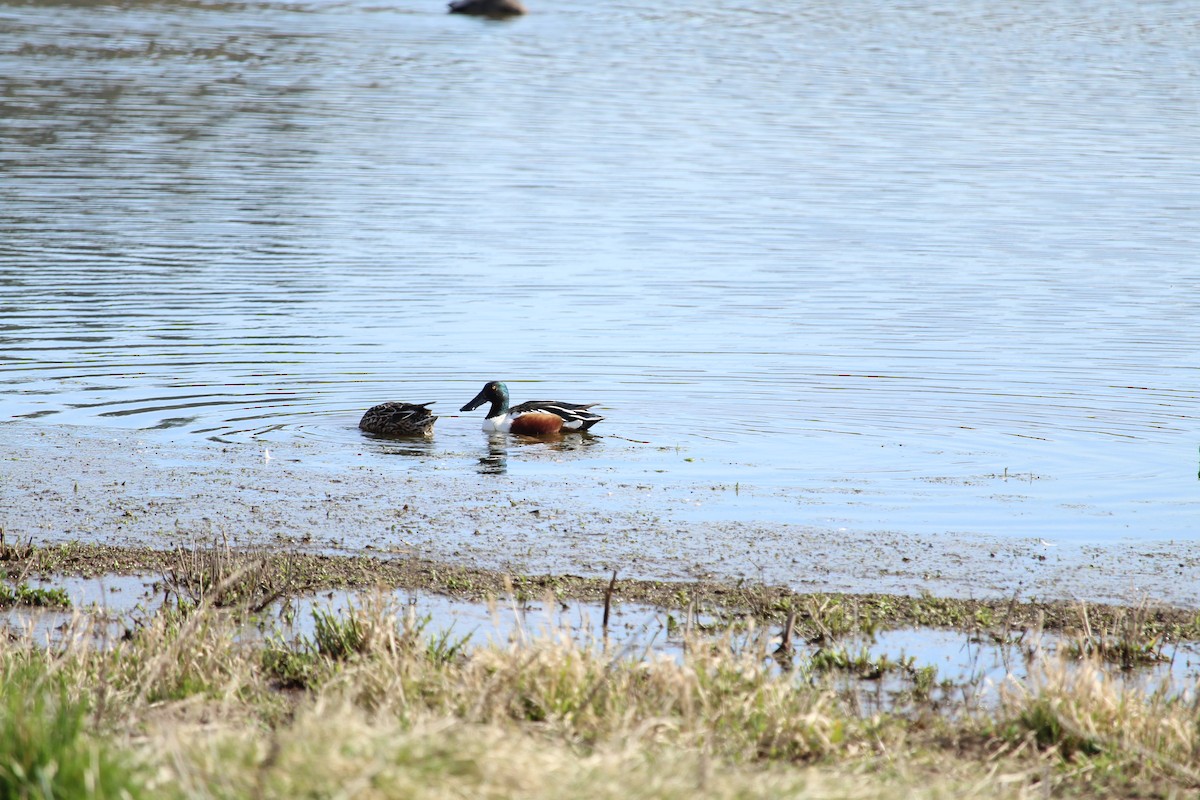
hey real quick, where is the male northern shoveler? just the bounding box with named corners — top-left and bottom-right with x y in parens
top-left (359, 401), bottom-right (437, 438)
top-left (448, 0), bottom-right (526, 17)
top-left (460, 381), bottom-right (603, 435)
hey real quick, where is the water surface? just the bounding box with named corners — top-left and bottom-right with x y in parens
top-left (2, 0), bottom-right (1199, 546)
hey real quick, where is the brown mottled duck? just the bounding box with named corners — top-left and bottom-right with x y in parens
top-left (359, 401), bottom-right (437, 438)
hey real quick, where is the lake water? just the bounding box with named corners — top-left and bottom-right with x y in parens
top-left (2, 0), bottom-right (1198, 545)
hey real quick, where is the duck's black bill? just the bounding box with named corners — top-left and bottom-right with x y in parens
top-left (460, 389), bottom-right (488, 412)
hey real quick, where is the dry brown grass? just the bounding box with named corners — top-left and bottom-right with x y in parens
top-left (1001, 655), bottom-right (1200, 788)
top-left (1, 590), bottom-right (1198, 798)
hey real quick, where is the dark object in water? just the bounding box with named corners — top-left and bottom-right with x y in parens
top-left (448, 0), bottom-right (526, 17)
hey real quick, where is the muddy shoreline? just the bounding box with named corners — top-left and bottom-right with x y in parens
top-left (3, 421), bottom-right (1200, 614)
top-left (4, 538), bottom-right (1200, 639)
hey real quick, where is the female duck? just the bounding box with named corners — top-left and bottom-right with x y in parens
top-left (460, 381), bottom-right (602, 435)
top-left (359, 401), bottom-right (437, 438)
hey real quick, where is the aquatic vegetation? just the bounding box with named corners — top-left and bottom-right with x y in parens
top-left (1062, 599), bottom-right (1174, 669)
top-left (160, 541), bottom-right (312, 612)
top-left (0, 582), bottom-right (70, 609)
top-left (807, 644), bottom-right (915, 680)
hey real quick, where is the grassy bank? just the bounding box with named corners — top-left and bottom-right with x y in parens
top-left (2, 585), bottom-right (1199, 799)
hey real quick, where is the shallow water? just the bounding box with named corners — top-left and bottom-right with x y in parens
top-left (2, 0), bottom-right (1199, 544)
top-left (10, 576), bottom-right (1200, 703)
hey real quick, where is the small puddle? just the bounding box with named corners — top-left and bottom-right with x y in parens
top-left (273, 588), bottom-right (673, 657)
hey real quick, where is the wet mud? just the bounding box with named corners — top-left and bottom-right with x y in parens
top-left (3, 421), bottom-right (1200, 620)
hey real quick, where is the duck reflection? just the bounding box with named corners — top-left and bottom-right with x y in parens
top-left (476, 431), bottom-right (599, 475)
top-left (479, 434), bottom-right (509, 474)
top-left (359, 432), bottom-right (438, 459)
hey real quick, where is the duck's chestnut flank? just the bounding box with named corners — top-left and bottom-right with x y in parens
top-left (507, 412), bottom-right (565, 436)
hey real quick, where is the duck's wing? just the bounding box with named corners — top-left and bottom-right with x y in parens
top-left (510, 400), bottom-right (603, 430)
top-left (364, 401), bottom-right (437, 422)
top-left (399, 401), bottom-right (438, 421)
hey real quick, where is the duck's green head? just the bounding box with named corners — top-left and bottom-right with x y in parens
top-left (461, 381), bottom-right (509, 416)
